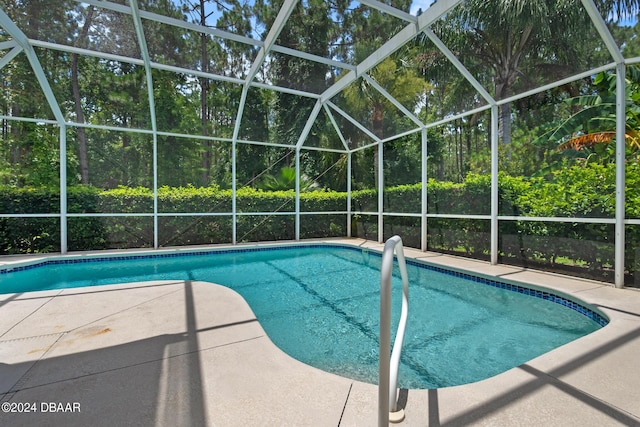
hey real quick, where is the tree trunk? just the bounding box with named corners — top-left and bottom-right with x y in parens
top-left (199, 0), bottom-right (210, 186)
top-left (71, 6), bottom-right (95, 184)
top-left (499, 102), bottom-right (512, 146)
top-left (457, 124), bottom-right (463, 179)
top-left (71, 56), bottom-right (89, 184)
top-left (10, 104), bottom-right (21, 166)
top-left (372, 105), bottom-right (384, 187)
top-left (493, 25), bottom-right (532, 146)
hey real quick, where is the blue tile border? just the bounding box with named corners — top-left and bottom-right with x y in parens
top-left (0, 243), bottom-right (608, 327)
top-left (0, 244), bottom-right (354, 273)
top-left (399, 256), bottom-right (608, 327)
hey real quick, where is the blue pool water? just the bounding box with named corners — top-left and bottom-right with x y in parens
top-left (0, 244), bottom-right (606, 389)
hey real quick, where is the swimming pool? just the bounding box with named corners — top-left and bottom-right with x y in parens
top-left (0, 243), bottom-right (607, 389)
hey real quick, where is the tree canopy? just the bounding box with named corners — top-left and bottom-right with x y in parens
top-left (0, 0), bottom-right (638, 188)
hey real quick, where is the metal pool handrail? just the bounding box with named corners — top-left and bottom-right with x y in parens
top-left (379, 235), bottom-right (410, 425)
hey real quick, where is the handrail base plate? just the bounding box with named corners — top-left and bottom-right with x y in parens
top-left (389, 408), bottom-right (405, 423)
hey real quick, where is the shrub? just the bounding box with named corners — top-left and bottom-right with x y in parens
top-left (0, 166), bottom-right (638, 285)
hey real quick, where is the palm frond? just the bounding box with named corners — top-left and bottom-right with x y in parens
top-left (564, 94), bottom-right (603, 107)
top-left (558, 130), bottom-right (640, 151)
top-left (558, 132), bottom-right (616, 150)
top-left (541, 104), bottom-right (611, 143)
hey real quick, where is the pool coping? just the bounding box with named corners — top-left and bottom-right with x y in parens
top-left (1, 238), bottom-right (639, 426)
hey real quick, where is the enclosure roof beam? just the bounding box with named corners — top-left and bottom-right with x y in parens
top-left (379, 127), bottom-right (422, 144)
top-left (27, 38), bottom-right (320, 100)
top-left (424, 104), bottom-right (493, 129)
top-left (496, 62), bottom-right (617, 107)
top-left (319, 25), bottom-right (417, 103)
top-left (271, 45), bottom-right (356, 72)
top-left (423, 28), bottom-right (496, 106)
top-left (0, 8), bottom-right (65, 124)
top-left (29, 38), bottom-right (241, 85)
top-left (415, 0), bottom-right (463, 29)
top-left (81, 0), bottom-right (358, 74)
top-left (361, 74), bottom-right (425, 128)
top-left (244, 0), bottom-right (298, 86)
top-left (296, 100), bottom-right (323, 148)
top-left (0, 39), bottom-right (18, 50)
top-left (0, 46), bottom-right (23, 71)
top-left (81, 0), bottom-right (263, 48)
top-left (323, 104), bottom-right (350, 152)
top-left (129, 0), bottom-right (157, 133)
top-left (251, 81), bottom-right (320, 99)
top-left (359, 0), bottom-right (417, 24)
top-left (320, 0), bottom-right (462, 103)
top-left (326, 100), bottom-right (380, 143)
top-left (581, 0), bottom-right (625, 64)
top-left (232, 0), bottom-right (298, 156)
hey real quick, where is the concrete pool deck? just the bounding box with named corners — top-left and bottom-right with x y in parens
top-left (0, 238), bottom-right (639, 426)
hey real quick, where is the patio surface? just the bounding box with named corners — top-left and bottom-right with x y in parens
top-left (1, 238), bottom-right (639, 426)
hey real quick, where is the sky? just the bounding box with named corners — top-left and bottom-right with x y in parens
top-left (185, 0), bottom-right (437, 22)
top-left (178, 0), bottom-right (638, 35)
top-left (410, 0), bottom-right (435, 16)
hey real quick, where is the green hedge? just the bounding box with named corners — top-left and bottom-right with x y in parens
top-left (354, 163), bottom-right (638, 283)
top-left (0, 162), bottom-right (638, 284)
top-left (0, 186), bottom-right (350, 252)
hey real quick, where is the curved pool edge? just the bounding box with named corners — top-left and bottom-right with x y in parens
top-left (1, 238), bottom-right (639, 426)
top-left (337, 240), bottom-right (640, 425)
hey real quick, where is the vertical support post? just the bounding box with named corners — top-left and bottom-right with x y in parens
top-left (130, 0), bottom-right (158, 248)
top-left (152, 132), bottom-right (159, 249)
top-left (231, 87), bottom-right (249, 245)
top-left (0, 8), bottom-right (67, 252)
top-left (59, 125), bottom-right (67, 254)
top-left (347, 151), bottom-right (352, 238)
top-left (232, 138), bottom-right (237, 245)
top-left (295, 148), bottom-right (300, 241)
top-left (491, 105), bottom-right (499, 265)
top-left (615, 62), bottom-right (626, 288)
top-left (421, 128), bottom-right (428, 252)
top-left (378, 141), bottom-right (384, 243)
